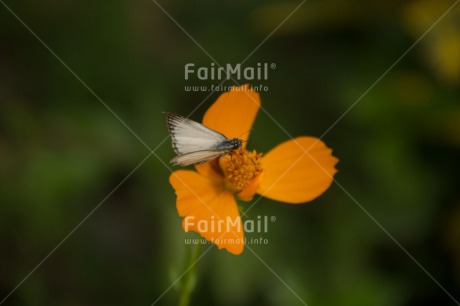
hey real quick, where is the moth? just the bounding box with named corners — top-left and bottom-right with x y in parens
top-left (166, 112), bottom-right (243, 166)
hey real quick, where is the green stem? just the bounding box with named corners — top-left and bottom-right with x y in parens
top-left (178, 242), bottom-right (202, 306)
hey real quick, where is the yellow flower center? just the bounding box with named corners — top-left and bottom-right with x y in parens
top-left (219, 148), bottom-right (263, 197)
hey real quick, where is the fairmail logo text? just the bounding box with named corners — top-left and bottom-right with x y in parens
top-left (184, 62), bottom-right (275, 81)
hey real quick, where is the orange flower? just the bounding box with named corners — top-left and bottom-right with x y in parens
top-left (169, 84), bottom-right (338, 255)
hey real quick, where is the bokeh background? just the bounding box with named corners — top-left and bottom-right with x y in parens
top-left (1, 0), bottom-right (460, 305)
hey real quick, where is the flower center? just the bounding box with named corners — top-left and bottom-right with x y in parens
top-left (219, 148), bottom-right (263, 194)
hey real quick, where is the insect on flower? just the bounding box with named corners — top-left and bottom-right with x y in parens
top-left (168, 84), bottom-right (338, 255)
top-left (166, 113), bottom-right (243, 166)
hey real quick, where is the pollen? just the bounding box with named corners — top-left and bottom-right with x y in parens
top-left (219, 148), bottom-right (263, 194)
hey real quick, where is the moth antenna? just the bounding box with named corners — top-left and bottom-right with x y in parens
top-left (236, 129), bottom-right (253, 139)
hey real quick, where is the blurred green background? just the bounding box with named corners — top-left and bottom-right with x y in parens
top-left (1, 0), bottom-right (460, 305)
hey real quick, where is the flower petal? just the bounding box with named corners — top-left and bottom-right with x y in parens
top-left (169, 170), bottom-right (244, 255)
top-left (203, 84), bottom-right (260, 143)
top-left (257, 137), bottom-right (338, 204)
top-left (237, 173), bottom-right (263, 202)
top-left (194, 159), bottom-right (223, 182)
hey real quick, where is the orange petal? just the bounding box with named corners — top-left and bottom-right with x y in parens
top-left (169, 170), bottom-right (244, 255)
top-left (194, 159), bottom-right (224, 182)
top-left (203, 84), bottom-right (260, 144)
top-left (237, 172), bottom-right (263, 202)
top-left (257, 137), bottom-right (338, 204)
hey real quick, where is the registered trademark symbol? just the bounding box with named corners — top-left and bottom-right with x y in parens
top-left (270, 63), bottom-right (276, 69)
top-left (270, 216), bottom-right (276, 222)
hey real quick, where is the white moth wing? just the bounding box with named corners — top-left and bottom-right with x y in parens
top-left (166, 113), bottom-right (227, 155)
top-left (170, 150), bottom-right (227, 166)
